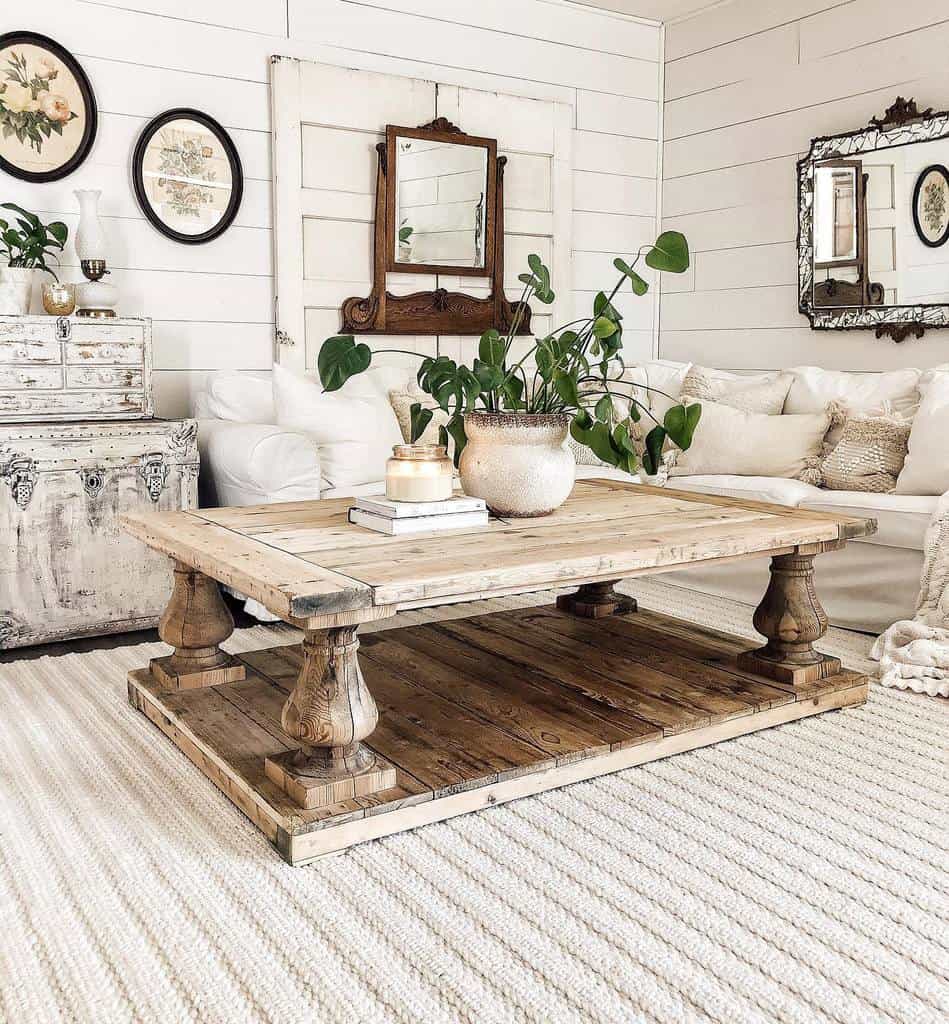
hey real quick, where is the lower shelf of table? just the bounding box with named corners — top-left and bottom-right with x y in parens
top-left (127, 604), bottom-right (868, 866)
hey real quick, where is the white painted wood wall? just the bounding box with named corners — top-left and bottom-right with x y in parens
top-left (660, 0), bottom-right (949, 371)
top-left (3, 0), bottom-right (662, 416)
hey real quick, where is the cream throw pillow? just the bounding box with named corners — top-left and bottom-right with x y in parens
top-left (670, 402), bottom-right (831, 480)
top-left (680, 366), bottom-right (791, 415)
top-left (895, 369), bottom-right (949, 495)
top-left (273, 363), bottom-right (404, 489)
top-left (388, 382), bottom-right (448, 445)
top-left (820, 414), bottom-right (911, 493)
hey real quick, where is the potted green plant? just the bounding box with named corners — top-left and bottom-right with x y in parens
top-left (318, 230), bottom-right (699, 515)
top-left (0, 202), bottom-right (68, 315)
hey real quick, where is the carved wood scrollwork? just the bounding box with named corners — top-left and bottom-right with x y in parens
top-left (875, 323), bottom-right (926, 343)
top-left (868, 96), bottom-right (934, 130)
top-left (340, 121), bottom-right (531, 336)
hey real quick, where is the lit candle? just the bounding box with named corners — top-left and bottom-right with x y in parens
top-left (385, 444), bottom-right (453, 502)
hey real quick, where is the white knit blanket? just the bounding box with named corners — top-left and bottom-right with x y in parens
top-left (871, 491), bottom-right (949, 697)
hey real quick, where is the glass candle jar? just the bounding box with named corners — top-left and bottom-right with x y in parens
top-left (42, 281), bottom-right (77, 316)
top-left (385, 444), bottom-right (453, 502)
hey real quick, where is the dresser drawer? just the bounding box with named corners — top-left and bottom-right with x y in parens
top-left (0, 389), bottom-right (145, 419)
top-left (0, 336), bottom-right (60, 364)
top-left (0, 365), bottom-right (63, 389)
top-left (65, 365), bottom-right (144, 389)
top-left (65, 340), bottom-right (145, 365)
top-left (0, 319), bottom-right (56, 346)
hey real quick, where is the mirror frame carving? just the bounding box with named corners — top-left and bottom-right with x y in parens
top-left (341, 117), bottom-right (531, 336)
top-left (798, 97), bottom-right (949, 343)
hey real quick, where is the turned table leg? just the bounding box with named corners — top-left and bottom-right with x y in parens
top-left (736, 550), bottom-right (841, 687)
top-left (557, 580), bottom-right (637, 618)
top-left (150, 561), bottom-right (246, 690)
top-left (265, 626), bottom-right (396, 809)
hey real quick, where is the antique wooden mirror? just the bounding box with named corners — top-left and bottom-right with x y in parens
top-left (341, 117), bottom-right (530, 336)
top-left (799, 97), bottom-right (949, 342)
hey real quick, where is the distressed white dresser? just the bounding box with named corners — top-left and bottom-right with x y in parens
top-left (0, 315), bottom-right (198, 649)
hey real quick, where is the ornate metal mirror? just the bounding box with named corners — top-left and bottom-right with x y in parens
top-left (799, 97), bottom-right (949, 342)
top-left (342, 117), bottom-right (529, 336)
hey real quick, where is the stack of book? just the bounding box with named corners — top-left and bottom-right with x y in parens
top-left (348, 494), bottom-right (488, 535)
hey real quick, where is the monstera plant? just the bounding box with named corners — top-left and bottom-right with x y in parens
top-left (318, 229), bottom-right (699, 477)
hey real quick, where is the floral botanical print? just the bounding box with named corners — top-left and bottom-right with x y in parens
top-left (156, 129), bottom-right (217, 219)
top-left (923, 178), bottom-right (947, 235)
top-left (138, 117), bottom-right (234, 237)
top-left (913, 165), bottom-right (949, 248)
top-left (0, 48), bottom-right (77, 154)
top-left (0, 36), bottom-right (92, 180)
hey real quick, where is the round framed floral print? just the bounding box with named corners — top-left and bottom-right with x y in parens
top-left (132, 108), bottom-right (243, 244)
top-left (912, 164), bottom-right (949, 248)
top-left (0, 31), bottom-right (98, 182)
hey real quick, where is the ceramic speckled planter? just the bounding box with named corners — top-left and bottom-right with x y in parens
top-left (459, 412), bottom-right (575, 517)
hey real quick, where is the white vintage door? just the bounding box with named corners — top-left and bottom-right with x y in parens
top-left (271, 57), bottom-right (572, 375)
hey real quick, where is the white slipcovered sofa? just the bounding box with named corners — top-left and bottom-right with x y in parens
top-left (194, 361), bottom-right (943, 634)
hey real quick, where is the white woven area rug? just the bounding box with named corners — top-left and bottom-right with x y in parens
top-left (1, 580), bottom-right (947, 1024)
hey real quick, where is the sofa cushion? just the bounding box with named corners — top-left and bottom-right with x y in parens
top-left (574, 465), bottom-right (636, 484)
top-left (801, 492), bottom-right (936, 551)
top-left (895, 368), bottom-right (949, 495)
top-left (641, 360), bottom-right (691, 419)
top-left (820, 412), bottom-right (911, 493)
top-left (273, 363), bottom-right (404, 489)
top-left (680, 366), bottom-right (791, 414)
top-left (670, 403), bottom-right (830, 481)
top-left (199, 421), bottom-right (322, 506)
top-left (669, 474), bottom-right (825, 507)
top-left (388, 381), bottom-right (448, 445)
top-left (785, 366), bottom-right (921, 418)
top-left (205, 370), bottom-right (275, 423)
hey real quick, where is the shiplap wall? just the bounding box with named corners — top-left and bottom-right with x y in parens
top-left (2, 0), bottom-right (662, 416)
top-left (660, 0), bottom-right (949, 371)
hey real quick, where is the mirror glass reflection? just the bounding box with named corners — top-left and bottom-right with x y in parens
top-left (813, 135), bottom-right (949, 306)
top-left (814, 164), bottom-right (858, 265)
top-left (393, 135), bottom-right (488, 269)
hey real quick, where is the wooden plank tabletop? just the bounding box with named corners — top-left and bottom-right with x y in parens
top-left (122, 479), bottom-right (876, 621)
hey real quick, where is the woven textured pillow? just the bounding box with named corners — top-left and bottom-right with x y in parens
top-left (821, 413), bottom-right (912, 493)
top-left (680, 366), bottom-right (791, 415)
top-left (388, 384), bottom-right (448, 445)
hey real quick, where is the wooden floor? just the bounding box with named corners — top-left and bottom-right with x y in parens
top-left (128, 605), bottom-right (868, 865)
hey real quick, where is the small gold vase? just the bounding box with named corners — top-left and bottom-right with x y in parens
top-left (42, 281), bottom-right (77, 316)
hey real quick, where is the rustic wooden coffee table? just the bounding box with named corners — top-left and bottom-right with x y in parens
top-left (123, 480), bottom-right (875, 865)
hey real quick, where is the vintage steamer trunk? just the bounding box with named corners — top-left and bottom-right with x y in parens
top-left (0, 315), bottom-right (198, 649)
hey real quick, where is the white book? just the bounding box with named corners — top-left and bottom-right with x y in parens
top-left (349, 507), bottom-right (489, 536)
top-left (353, 494), bottom-right (486, 519)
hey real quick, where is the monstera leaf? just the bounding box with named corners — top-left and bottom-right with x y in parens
top-left (409, 402), bottom-right (433, 443)
top-left (318, 336), bottom-right (372, 392)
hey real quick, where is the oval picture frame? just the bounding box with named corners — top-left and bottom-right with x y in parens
top-left (0, 30), bottom-right (98, 183)
top-left (132, 108), bottom-right (243, 244)
top-left (912, 163), bottom-right (949, 249)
